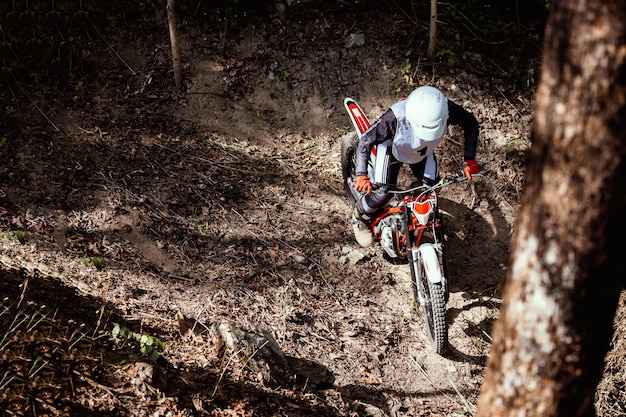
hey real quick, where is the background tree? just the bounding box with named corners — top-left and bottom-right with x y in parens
top-left (427, 0), bottom-right (437, 57)
top-left (167, 0), bottom-right (183, 90)
top-left (475, 0), bottom-right (626, 416)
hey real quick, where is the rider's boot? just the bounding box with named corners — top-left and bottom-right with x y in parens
top-left (352, 206), bottom-right (374, 247)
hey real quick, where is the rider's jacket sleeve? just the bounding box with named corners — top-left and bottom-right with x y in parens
top-left (355, 109), bottom-right (398, 176)
top-left (448, 100), bottom-right (479, 160)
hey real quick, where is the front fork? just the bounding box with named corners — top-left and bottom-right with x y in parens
top-left (409, 241), bottom-right (447, 308)
top-left (406, 214), bottom-right (424, 307)
top-left (409, 247), bottom-right (426, 306)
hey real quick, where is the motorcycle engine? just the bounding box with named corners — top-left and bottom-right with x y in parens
top-left (376, 214), bottom-right (405, 258)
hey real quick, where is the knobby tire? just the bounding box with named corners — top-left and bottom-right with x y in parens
top-left (414, 253), bottom-right (448, 354)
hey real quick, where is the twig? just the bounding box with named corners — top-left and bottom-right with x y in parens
top-left (240, 339), bottom-right (270, 373)
top-left (230, 208), bottom-right (334, 289)
top-left (411, 357), bottom-right (438, 389)
top-left (411, 355), bottom-right (471, 412)
top-left (204, 161), bottom-right (261, 175)
top-left (93, 282), bottom-right (109, 337)
top-left (5, 82), bottom-right (21, 111)
top-left (73, 370), bottom-right (121, 397)
top-left (86, 17), bottom-right (136, 75)
top-left (443, 1), bottom-right (512, 45)
top-left (496, 85), bottom-right (520, 117)
top-left (210, 345), bottom-right (247, 400)
top-left (449, 377), bottom-right (477, 414)
top-left (17, 277), bottom-right (28, 310)
top-left (193, 0), bottom-right (202, 18)
top-left (482, 176), bottom-right (519, 214)
top-left (169, 274), bottom-right (194, 282)
top-left (446, 136), bottom-right (463, 148)
top-left (150, 140), bottom-right (263, 175)
top-left (9, 73), bottom-right (60, 131)
top-left (0, 371), bottom-right (20, 391)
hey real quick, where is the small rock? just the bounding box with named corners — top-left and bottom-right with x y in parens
top-left (351, 401), bottom-right (388, 417)
top-left (293, 253), bottom-right (307, 263)
top-left (123, 362), bottom-right (167, 393)
top-left (286, 355), bottom-right (335, 390)
top-left (346, 249), bottom-right (365, 265)
top-left (344, 33), bottom-right (365, 48)
top-left (217, 322), bottom-right (291, 386)
top-left (450, 84), bottom-right (470, 99)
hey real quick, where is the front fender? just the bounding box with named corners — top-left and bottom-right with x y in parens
top-left (419, 243), bottom-right (442, 284)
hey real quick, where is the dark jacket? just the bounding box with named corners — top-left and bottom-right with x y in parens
top-left (355, 100), bottom-right (479, 176)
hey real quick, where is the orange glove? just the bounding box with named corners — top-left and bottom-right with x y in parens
top-left (462, 160), bottom-right (480, 180)
top-left (355, 175), bottom-right (373, 195)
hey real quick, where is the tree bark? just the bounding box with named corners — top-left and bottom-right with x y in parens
top-left (167, 0), bottom-right (183, 91)
top-left (476, 0), bottom-right (626, 416)
top-left (427, 0), bottom-right (437, 58)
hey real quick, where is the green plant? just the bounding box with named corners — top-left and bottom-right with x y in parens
top-left (197, 219), bottom-right (211, 233)
top-left (273, 67), bottom-right (290, 80)
top-left (401, 61), bottom-right (415, 86)
top-left (0, 230), bottom-right (26, 244)
top-left (70, 256), bottom-right (103, 271)
top-left (505, 137), bottom-right (529, 158)
top-left (474, 338), bottom-right (485, 354)
top-left (111, 323), bottom-right (165, 363)
top-left (0, 371), bottom-right (20, 391)
top-left (91, 256), bottom-right (103, 270)
top-left (28, 357), bottom-right (51, 379)
top-left (436, 47), bottom-right (468, 68)
top-left (180, 234), bottom-right (195, 251)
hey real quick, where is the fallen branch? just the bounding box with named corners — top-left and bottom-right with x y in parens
top-left (86, 16), bottom-right (137, 75)
top-left (10, 73), bottom-right (60, 132)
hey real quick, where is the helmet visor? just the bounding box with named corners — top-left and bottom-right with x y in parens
top-left (414, 119), bottom-right (447, 142)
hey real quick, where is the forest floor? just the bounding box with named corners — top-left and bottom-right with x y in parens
top-left (0, 2), bottom-right (624, 416)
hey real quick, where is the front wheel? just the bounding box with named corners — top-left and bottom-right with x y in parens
top-left (412, 249), bottom-right (448, 354)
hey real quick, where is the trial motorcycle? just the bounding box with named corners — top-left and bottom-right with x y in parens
top-left (340, 98), bottom-right (478, 354)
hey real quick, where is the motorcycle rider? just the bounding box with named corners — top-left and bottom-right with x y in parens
top-left (351, 85), bottom-right (480, 247)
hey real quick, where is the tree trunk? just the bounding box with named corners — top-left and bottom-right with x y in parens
top-left (475, 0), bottom-right (626, 416)
top-left (167, 0), bottom-right (183, 91)
top-left (427, 0), bottom-right (437, 58)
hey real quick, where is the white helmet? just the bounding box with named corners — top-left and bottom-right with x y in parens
top-left (405, 86), bottom-right (448, 141)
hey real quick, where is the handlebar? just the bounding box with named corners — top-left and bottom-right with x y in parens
top-left (381, 171), bottom-right (482, 198)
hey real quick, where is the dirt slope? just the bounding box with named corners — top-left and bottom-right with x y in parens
top-left (0, 2), bottom-right (534, 415)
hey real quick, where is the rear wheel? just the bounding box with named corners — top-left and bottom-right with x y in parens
top-left (412, 250), bottom-right (448, 354)
top-left (340, 132), bottom-right (359, 208)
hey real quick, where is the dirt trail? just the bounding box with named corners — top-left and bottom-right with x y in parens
top-left (0, 3), bottom-right (530, 415)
